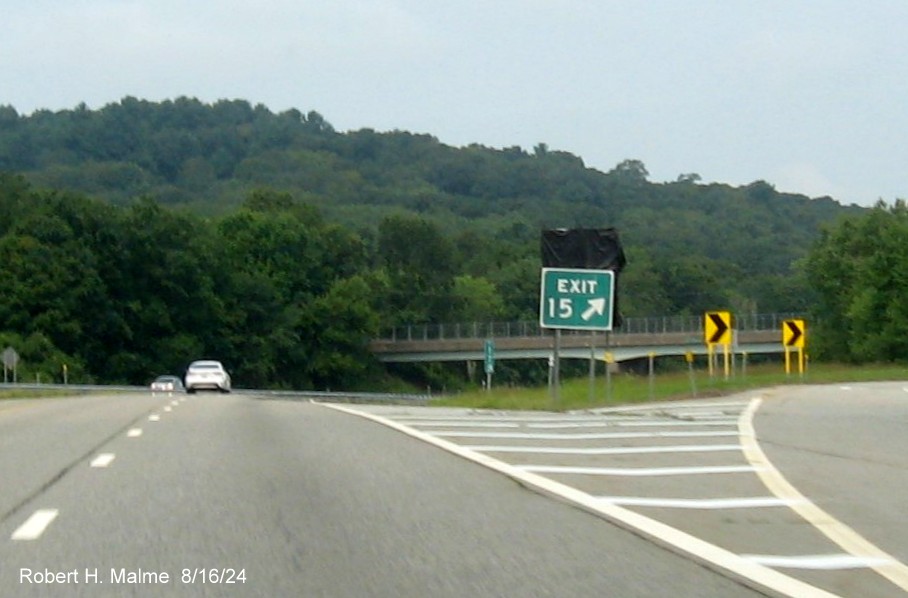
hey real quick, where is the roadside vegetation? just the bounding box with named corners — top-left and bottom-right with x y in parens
top-left (435, 361), bottom-right (908, 411)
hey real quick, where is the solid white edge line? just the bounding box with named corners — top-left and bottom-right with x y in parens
top-left (11, 509), bottom-right (59, 540)
top-left (740, 397), bottom-right (908, 592)
top-left (320, 402), bottom-right (840, 598)
top-left (89, 453), bottom-right (116, 468)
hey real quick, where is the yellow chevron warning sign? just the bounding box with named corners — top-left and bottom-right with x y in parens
top-left (704, 311), bottom-right (732, 345)
top-left (783, 319), bottom-right (806, 348)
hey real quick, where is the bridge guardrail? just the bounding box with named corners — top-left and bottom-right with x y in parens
top-left (378, 313), bottom-right (804, 342)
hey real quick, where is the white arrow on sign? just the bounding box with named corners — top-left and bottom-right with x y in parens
top-left (581, 298), bottom-right (606, 321)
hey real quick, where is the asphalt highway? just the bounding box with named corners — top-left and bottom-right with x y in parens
top-left (0, 392), bottom-right (766, 597)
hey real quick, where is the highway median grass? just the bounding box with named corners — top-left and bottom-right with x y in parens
top-left (432, 361), bottom-right (908, 411)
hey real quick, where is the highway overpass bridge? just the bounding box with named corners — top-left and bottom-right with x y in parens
top-left (369, 313), bottom-right (801, 364)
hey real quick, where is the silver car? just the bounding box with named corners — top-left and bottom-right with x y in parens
top-left (184, 360), bottom-right (231, 394)
top-left (150, 375), bottom-right (184, 393)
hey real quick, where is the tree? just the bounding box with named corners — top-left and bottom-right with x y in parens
top-left (377, 215), bottom-right (457, 323)
top-left (805, 201), bottom-right (908, 361)
top-left (609, 159), bottom-right (649, 183)
top-left (307, 275), bottom-right (382, 389)
top-left (452, 275), bottom-right (505, 322)
top-left (676, 173), bottom-right (701, 183)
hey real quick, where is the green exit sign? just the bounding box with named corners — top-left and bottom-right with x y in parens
top-left (539, 268), bottom-right (615, 331)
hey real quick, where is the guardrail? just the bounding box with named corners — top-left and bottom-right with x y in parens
top-left (0, 383), bottom-right (430, 405)
top-left (377, 313), bottom-right (803, 342)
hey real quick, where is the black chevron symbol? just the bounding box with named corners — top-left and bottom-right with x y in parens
top-left (708, 313), bottom-right (729, 344)
top-left (785, 321), bottom-right (803, 346)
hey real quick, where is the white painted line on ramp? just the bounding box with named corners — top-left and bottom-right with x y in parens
top-left (523, 420), bottom-right (738, 428)
top-left (740, 397), bottom-right (908, 592)
top-left (519, 464), bottom-right (762, 477)
top-left (321, 402), bottom-right (840, 598)
top-left (90, 453), bottom-right (116, 468)
top-left (586, 400), bottom-right (751, 415)
top-left (433, 430), bottom-right (741, 440)
top-left (11, 509), bottom-right (59, 541)
top-left (742, 554), bottom-right (892, 570)
top-left (598, 497), bottom-right (803, 509)
top-left (466, 444), bottom-right (742, 456)
top-left (406, 421), bottom-right (520, 428)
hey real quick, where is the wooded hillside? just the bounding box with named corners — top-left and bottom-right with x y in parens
top-left (0, 97), bottom-right (873, 388)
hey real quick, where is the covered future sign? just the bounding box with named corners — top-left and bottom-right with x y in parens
top-left (541, 228), bottom-right (627, 271)
top-left (541, 228), bottom-right (626, 326)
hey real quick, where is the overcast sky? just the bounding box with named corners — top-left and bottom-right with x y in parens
top-left (4, 1), bottom-right (908, 206)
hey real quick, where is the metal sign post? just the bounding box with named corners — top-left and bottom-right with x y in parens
top-left (704, 311), bottom-right (732, 379)
top-left (783, 319), bottom-right (806, 376)
top-left (540, 268), bottom-right (615, 406)
top-left (483, 339), bottom-right (495, 391)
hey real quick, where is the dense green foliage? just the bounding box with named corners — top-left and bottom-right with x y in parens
top-left (806, 201), bottom-right (908, 362)
top-left (0, 97), bottom-right (883, 387)
top-left (0, 179), bottom-right (383, 388)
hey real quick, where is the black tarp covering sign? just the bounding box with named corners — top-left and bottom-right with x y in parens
top-left (541, 228), bottom-right (627, 271)
top-left (541, 228), bottom-right (626, 326)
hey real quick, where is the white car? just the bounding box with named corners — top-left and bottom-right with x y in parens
top-left (184, 360), bottom-right (231, 394)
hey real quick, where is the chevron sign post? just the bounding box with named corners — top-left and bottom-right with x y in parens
top-left (704, 311), bottom-right (732, 379)
top-left (783, 319), bottom-right (807, 375)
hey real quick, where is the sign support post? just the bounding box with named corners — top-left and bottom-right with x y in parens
top-left (539, 268), bottom-right (615, 406)
top-left (704, 311), bottom-right (732, 380)
top-left (483, 339), bottom-right (495, 392)
top-left (782, 319), bottom-right (807, 376)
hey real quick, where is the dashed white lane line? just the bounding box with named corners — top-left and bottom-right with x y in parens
top-left (163, 406), bottom-right (172, 412)
top-left (127, 428), bottom-right (143, 437)
top-left (89, 453), bottom-right (116, 468)
top-left (148, 414), bottom-right (161, 422)
top-left (740, 397), bottom-right (908, 592)
top-left (11, 509), bottom-right (59, 541)
top-left (598, 497), bottom-right (803, 509)
top-left (742, 554), bottom-right (892, 571)
top-left (466, 444), bottom-right (742, 456)
top-left (170, 400), bottom-right (180, 406)
top-left (519, 464), bottom-right (762, 477)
